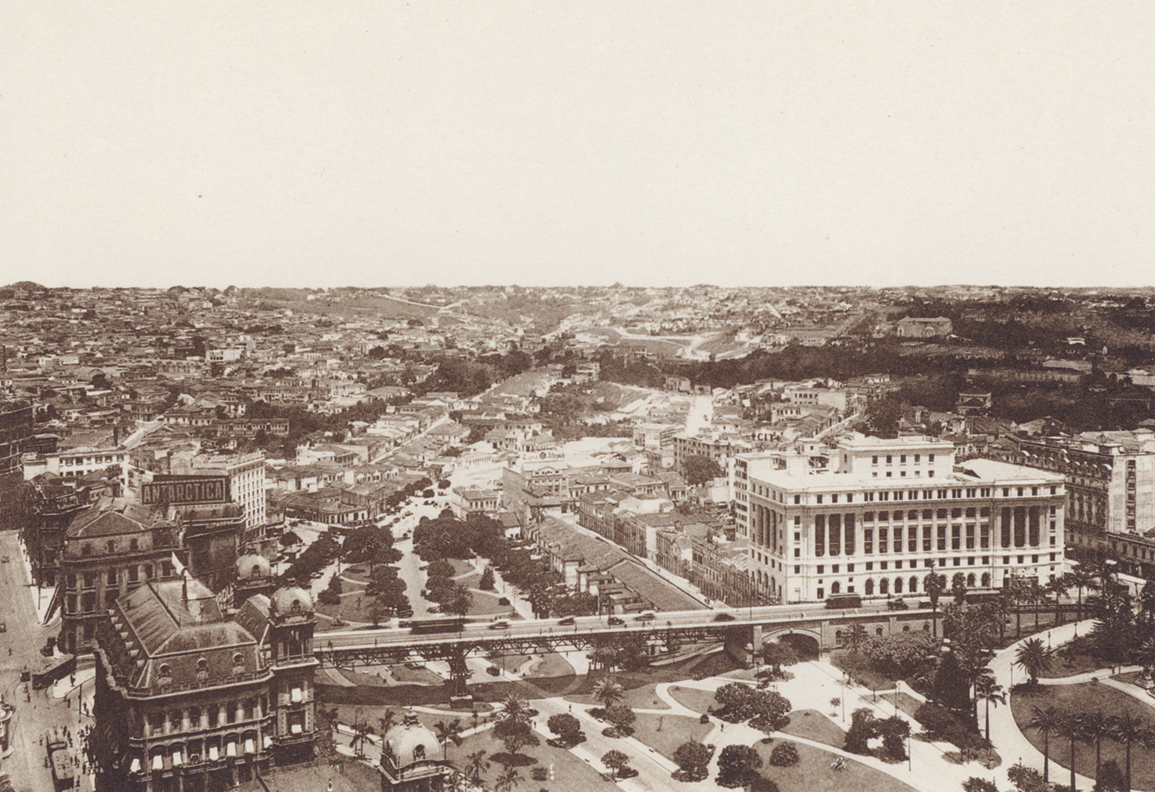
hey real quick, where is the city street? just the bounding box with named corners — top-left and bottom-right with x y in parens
top-left (0, 531), bottom-right (91, 792)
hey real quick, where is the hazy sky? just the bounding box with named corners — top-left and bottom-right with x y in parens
top-left (3, 3), bottom-right (1153, 289)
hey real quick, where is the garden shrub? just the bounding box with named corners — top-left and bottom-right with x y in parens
top-left (769, 742), bottom-right (799, 767)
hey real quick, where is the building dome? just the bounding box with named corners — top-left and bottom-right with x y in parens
top-left (383, 713), bottom-right (443, 768)
top-left (236, 554), bottom-right (271, 580)
top-left (269, 582), bottom-right (313, 616)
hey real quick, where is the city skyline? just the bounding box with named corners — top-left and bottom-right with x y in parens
top-left (3, 3), bottom-right (1154, 290)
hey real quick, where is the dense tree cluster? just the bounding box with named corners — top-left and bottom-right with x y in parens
top-left (715, 744), bottom-right (763, 788)
top-left (711, 682), bottom-right (791, 734)
top-left (671, 741), bottom-right (712, 782)
top-left (844, 709), bottom-right (911, 762)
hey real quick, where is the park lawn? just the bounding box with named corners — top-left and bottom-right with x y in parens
top-left (524, 652), bottom-right (576, 679)
top-left (564, 682), bottom-right (670, 711)
top-left (752, 740), bottom-right (920, 792)
top-left (1038, 649), bottom-right (1112, 679)
top-left (449, 558), bottom-right (475, 576)
top-left (879, 692), bottom-right (923, 719)
top-left (828, 649), bottom-right (897, 693)
top-left (468, 589), bottom-right (515, 616)
top-left (779, 709), bottom-right (845, 749)
top-left (314, 591), bottom-right (400, 626)
top-left (1011, 682), bottom-right (1155, 792)
top-left (453, 724), bottom-right (611, 792)
top-left (667, 685), bottom-right (718, 714)
top-left (630, 712), bottom-right (711, 760)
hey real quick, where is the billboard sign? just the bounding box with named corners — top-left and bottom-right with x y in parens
top-left (142, 476), bottom-right (229, 506)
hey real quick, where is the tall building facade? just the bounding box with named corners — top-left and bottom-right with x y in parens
top-left (737, 436), bottom-right (1065, 604)
top-left (93, 576), bottom-right (318, 792)
top-left (172, 452), bottom-right (267, 534)
top-left (0, 400), bottom-right (32, 476)
top-left (1013, 431), bottom-right (1155, 563)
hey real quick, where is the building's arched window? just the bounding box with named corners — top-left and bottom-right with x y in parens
top-left (865, 578), bottom-right (874, 596)
top-left (880, 578), bottom-right (889, 595)
top-left (981, 572), bottom-right (991, 587)
top-left (894, 577), bottom-right (904, 594)
top-left (252, 564), bottom-right (262, 578)
top-left (909, 576), bottom-right (918, 593)
top-left (831, 581), bottom-right (841, 594)
top-left (159, 663), bottom-right (171, 678)
top-left (413, 744), bottom-right (425, 761)
top-left (106, 540), bottom-right (116, 554)
top-left (967, 573), bottom-right (976, 587)
top-left (835, 629), bottom-right (843, 647)
top-left (902, 624), bottom-right (911, 632)
top-left (875, 627), bottom-right (883, 636)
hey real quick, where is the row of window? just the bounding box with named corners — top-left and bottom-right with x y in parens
top-left (871, 453), bottom-right (936, 465)
top-left (751, 484), bottom-right (1058, 504)
top-left (147, 696), bottom-right (268, 736)
top-left (67, 561), bottom-right (174, 589)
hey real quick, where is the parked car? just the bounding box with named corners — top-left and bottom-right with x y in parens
top-left (887, 597), bottom-right (909, 611)
top-left (557, 616), bottom-right (575, 626)
top-left (607, 616), bottom-right (624, 626)
top-left (489, 620), bottom-right (510, 630)
top-left (634, 610), bottom-right (656, 621)
top-left (713, 612), bottom-right (735, 622)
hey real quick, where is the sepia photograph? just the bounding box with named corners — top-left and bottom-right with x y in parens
top-left (1, 3), bottom-right (1154, 791)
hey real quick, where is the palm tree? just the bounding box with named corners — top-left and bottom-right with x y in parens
top-left (1026, 705), bottom-right (1062, 786)
top-left (1014, 637), bottom-right (1051, 687)
top-left (846, 623), bottom-right (869, 654)
top-left (1056, 713), bottom-right (1081, 792)
top-left (1110, 712), bottom-right (1150, 792)
top-left (924, 570), bottom-right (945, 638)
top-left (1024, 578), bottom-right (1044, 630)
top-left (1005, 577), bottom-right (1026, 639)
top-left (496, 694), bottom-right (531, 725)
top-left (592, 677), bottom-right (626, 709)
top-left (494, 766), bottom-right (523, 792)
top-left (378, 709), bottom-right (397, 739)
top-left (434, 718), bottom-right (463, 757)
top-left (1067, 566), bottom-right (1098, 621)
top-left (1079, 710), bottom-right (1112, 785)
top-left (463, 749), bottom-right (490, 786)
top-left (350, 719), bottom-right (374, 758)
top-left (974, 673), bottom-right (1006, 746)
top-left (1046, 576), bottom-right (1070, 625)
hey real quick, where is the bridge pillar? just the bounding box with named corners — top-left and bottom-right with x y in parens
top-left (750, 624), bottom-right (763, 655)
top-left (447, 648), bottom-right (469, 699)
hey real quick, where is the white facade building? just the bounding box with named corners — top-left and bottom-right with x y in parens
top-left (735, 435), bottom-right (1066, 604)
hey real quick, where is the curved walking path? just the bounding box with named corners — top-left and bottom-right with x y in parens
top-left (987, 621), bottom-right (1097, 790)
top-left (652, 669), bottom-right (994, 792)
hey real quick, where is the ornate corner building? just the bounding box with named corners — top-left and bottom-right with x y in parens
top-left (92, 570), bottom-right (318, 792)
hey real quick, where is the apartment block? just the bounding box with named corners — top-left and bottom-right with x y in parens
top-left (1014, 430), bottom-right (1155, 564)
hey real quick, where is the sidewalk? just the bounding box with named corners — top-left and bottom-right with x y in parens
top-left (986, 621), bottom-right (1096, 790)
